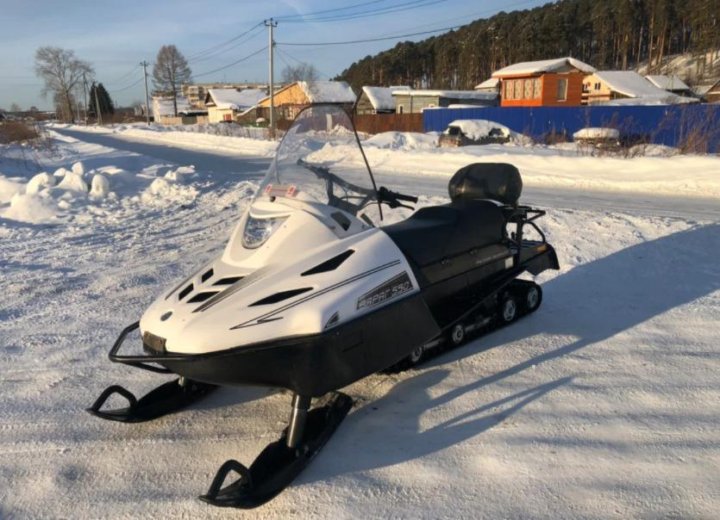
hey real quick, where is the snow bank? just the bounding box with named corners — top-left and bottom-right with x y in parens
top-left (26, 172), bottom-right (56, 194)
top-left (57, 171), bottom-right (89, 192)
top-left (141, 177), bottom-right (198, 207)
top-left (0, 175), bottom-right (24, 203)
top-left (4, 192), bottom-right (58, 223)
top-left (364, 132), bottom-right (439, 150)
top-left (90, 174), bottom-right (110, 198)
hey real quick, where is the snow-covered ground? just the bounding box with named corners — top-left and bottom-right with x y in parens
top-left (1, 128), bottom-right (719, 518)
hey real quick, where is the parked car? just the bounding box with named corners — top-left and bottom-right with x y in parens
top-left (439, 119), bottom-right (512, 147)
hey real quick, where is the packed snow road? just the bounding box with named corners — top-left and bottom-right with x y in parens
top-left (1, 128), bottom-right (719, 518)
top-left (53, 126), bottom-right (720, 221)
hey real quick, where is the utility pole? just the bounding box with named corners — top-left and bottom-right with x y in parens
top-left (265, 18), bottom-right (277, 138)
top-left (92, 82), bottom-right (103, 125)
top-left (141, 60), bottom-right (150, 125)
top-left (82, 73), bottom-right (89, 125)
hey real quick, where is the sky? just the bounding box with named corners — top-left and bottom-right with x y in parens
top-left (0, 0), bottom-right (548, 111)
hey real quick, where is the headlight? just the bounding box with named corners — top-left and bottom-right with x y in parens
top-left (242, 215), bottom-right (287, 249)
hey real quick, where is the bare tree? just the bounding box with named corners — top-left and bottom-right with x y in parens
top-left (10, 103), bottom-right (21, 113)
top-left (34, 46), bottom-right (93, 123)
top-left (281, 63), bottom-right (320, 83)
top-left (152, 45), bottom-right (192, 117)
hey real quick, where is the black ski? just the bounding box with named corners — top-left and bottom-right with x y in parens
top-left (200, 391), bottom-right (352, 509)
top-left (87, 378), bottom-right (217, 423)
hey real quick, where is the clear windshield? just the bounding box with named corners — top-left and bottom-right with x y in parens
top-left (256, 105), bottom-right (380, 217)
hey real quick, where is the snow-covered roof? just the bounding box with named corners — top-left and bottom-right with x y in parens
top-left (474, 78), bottom-right (500, 90)
top-left (645, 75), bottom-right (690, 91)
top-left (361, 86), bottom-right (409, 110)
top-left (298, 81), bottom-right (356, 103)
top-left (692, 80), bottom-right (720, 96)
top-left (594, 95), bottom-right (699, 106)
top-left (151, 96), bottom-right (191, 117)
top-left (492, 57), bottom-right (596, 78)
top-left (206, 88), bottom-right (266, 110)
top-left (593, 71), bottom-right (675, 98)
top-left (391, 89), bottom-right (497, 101)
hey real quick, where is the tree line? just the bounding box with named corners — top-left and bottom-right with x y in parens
top-left (337, 0), bottom-right (720, 91)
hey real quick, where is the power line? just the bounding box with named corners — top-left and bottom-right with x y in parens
top-left (105, 64), bottom-right (141, 86)
top-left (278, 25), bottom-right (460, 46)
top-left (189, 25), bottom-right (265, 64)
top-left (109, 76), bottom-right (144, 93)
top-left (193, 46), bottom-right (268, 79)
top-left (276, 0), bottom-right (391, 21)
top-left (187, 22), bottom-right (265, 62)
top-left (278, 0), bottom-right (447, 23)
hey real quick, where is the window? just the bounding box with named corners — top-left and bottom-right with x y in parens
top-left (505, 81), bottom-right (514, 100)
top-left (398, 105), bottom-right (404, 114)
top-left (514, 79), bottom-right (522, 100)
top-left (524, 79), bottom-right (533, 99)
top-left (595, 82), bottom-right (601, 90)
top-left (556, 78), bottom-right (568, 101)
top-left (533, 78), bottom-right (542, 99)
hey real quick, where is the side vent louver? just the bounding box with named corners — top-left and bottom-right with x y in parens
top-left (178, 284), bottom-right (194, 301)
top-left (201, 268), bottom-right (214, 283)
top-left (301, 250), bottom-right (355, 276)
top-left (213, 276), bottom-right (244, 286)
top-left (249, 288), bottom-right (312, 306)
top-left (187, 291), bottom-right (219, 303)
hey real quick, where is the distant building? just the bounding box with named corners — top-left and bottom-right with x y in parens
top-left (492, 57), bottom-right (596, 107)
top-left (182, 82), bottom-right (268, 108)
top-left (391, 89), bottom-right (497, 114)
top-left (151, 95), bottom-right (198, 124)
top-left (204, 88), bottom-right (267, 123)
top-left (256, 81), bottom-right (356, 121)
top-left (356, 86), bottom-right (410, 115)
top-left (582, 71), bottom-right (696, 105)
top-left (694, 79), bottom-right (720, 103)
top-left (645, 75), bottom-right (692, 96)
top-left (473, 78), bottom-right (500, 94)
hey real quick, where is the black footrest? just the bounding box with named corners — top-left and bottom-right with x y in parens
top-left (87, 378), bottom-right (217, 423)
top-left (200, 392), bottom-right (353, 509)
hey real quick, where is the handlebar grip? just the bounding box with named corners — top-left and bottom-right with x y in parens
top-left (395, 193), bottom-right (418, 203)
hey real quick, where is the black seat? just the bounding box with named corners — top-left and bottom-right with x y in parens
top-left (384, 199), bottom-right (506, 267)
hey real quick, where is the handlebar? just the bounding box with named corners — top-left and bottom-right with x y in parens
top-left (377, 187), bottom-right (418, 210)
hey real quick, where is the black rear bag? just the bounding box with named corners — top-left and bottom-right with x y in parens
top-left (448, 163), bottom-right (522, 206)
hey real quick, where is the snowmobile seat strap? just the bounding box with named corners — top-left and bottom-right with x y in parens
top-left (204, 459), bottom-right (252, 499)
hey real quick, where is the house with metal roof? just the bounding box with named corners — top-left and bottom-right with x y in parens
top-left (492, 57), bottom-right (596, 107)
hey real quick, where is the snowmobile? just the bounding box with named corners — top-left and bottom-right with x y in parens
top-left (88, 104), bottom-right (559, 509)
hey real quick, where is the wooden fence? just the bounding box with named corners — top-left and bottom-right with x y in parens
top-left (353, 113), bottom-right (423, 134)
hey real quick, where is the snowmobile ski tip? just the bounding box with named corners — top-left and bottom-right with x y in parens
top-left (200, 391), bottom-right (353, 509)
top-left (87, 378), bottom-right (217, 423)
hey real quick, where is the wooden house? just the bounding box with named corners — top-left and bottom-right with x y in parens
top-left (356, 86), bottom-right (409, 115)
top-left (492, 57), bottom-right (596, 107)
top-left (582, 71), bottom-right (696, 105)
top-left (257, 81), bottom-right (356, 121)
top-left (204, 88), bottom-right (266, 123)
top-left (695, 80), bottom-right (720, 103)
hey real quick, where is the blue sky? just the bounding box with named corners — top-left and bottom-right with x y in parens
top-left (0, 0), bottom-right (547, 111)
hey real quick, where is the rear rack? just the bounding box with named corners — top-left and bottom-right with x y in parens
top-left (501, 205), bottom-right (548, 262)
